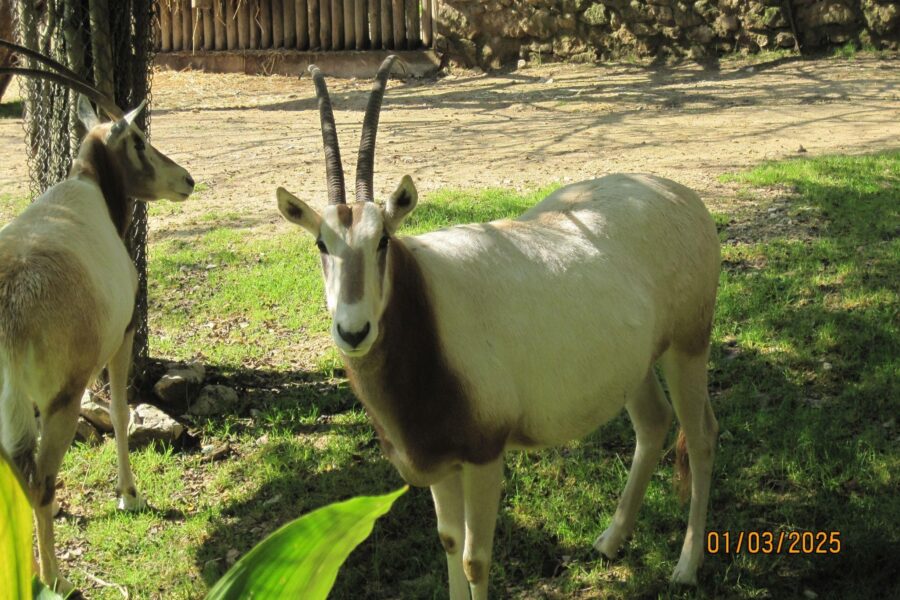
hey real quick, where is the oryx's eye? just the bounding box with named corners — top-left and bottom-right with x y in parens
top-left (316, 240), bottom-right (329, 254)
top-left (134, 136), bottom-right (145, 152)
top-left (377, 234), bottom-right (389, 251)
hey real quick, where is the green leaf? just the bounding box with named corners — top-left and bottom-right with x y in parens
top-left (32, 577), bottom-right (66, 600)
top-left (0, 447), bottom-right (32, 600)
top-left (206, 486), bottom-right (408, 600)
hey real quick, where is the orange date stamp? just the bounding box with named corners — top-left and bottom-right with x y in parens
top-left (706, 530), bottom-right (841, 555)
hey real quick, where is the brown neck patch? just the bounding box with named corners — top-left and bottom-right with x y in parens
top-left (345, 239), bottom-right (507, 476)
top-left (70, 132), bottom-right (132, 238)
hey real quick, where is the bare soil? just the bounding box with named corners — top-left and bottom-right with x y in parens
top-left (1, 54), bottom-right (898, 237)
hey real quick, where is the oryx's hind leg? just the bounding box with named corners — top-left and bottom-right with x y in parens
top-left (431, 471), bottom-right (469, 600)
top-left (595, 369), bottom-right (673, 558)
top-left (33, 380), bottom-right (84, 595)
top-left (660, 346), bottom-right (718, 586)
top-left (108, 329), bottom-right (145, 511)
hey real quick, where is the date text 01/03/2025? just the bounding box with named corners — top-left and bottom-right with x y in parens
top-left (706, 531), bottom-right (841, 555)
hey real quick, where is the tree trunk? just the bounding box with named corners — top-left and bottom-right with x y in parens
top-left (296, 0), bottom-right (308, 48)
top-left (308, 0), bottom-right (319, 48)
top-left (391, 0), bottom-right (404, 50)
top-left (380, 0), bottom-right (392, 49)
top-left (214, 0), bottom-right (226, 50)
top-left (354, 0), bottom-right (365, 49)
top-left (283, 0), bottom-right (296, 48)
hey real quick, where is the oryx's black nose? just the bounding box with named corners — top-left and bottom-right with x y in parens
top-left (185, 175), bottom-right (195, 188)
top-left (337, 322), bottom-right (371, 348)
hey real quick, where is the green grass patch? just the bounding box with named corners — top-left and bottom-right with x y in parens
top-left (53, 160), bottom-right (899, 599)
top-left (0, 99), bottom-right (24, 119)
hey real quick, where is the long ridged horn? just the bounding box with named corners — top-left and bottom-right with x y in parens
top-left (0, 38), bottom-right (123, 119)
top-left (0, 67), bottom-right (123, 119)
top-left (355, 55), bottom-right (398, 203)
top-left (308, 64), bottom-right (346, 205)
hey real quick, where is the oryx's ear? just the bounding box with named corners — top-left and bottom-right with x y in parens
top-left (110, 99), bottom-right (148, 138)
top-left (123, 99), bottom-right (148, 126)
top-left (384, 175), bottom-right (418, 233)
top-left (277, 187), bottom-right (321, 236)
top-left (77, 95), bottom-right (100, 131)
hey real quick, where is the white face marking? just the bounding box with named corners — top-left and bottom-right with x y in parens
top-left (317, 202), bottom-right (391, 356)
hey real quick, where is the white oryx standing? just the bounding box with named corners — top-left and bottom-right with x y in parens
top-left (277, 57), bottom-right (720, 599)
top-left (0, 40), bottom-right (194, 593)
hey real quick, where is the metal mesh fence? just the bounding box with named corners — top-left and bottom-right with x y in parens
top-left (14, 0), bottom-right (155, 384)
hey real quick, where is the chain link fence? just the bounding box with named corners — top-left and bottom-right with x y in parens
top-left (14, 0), bottom-right (155, 386)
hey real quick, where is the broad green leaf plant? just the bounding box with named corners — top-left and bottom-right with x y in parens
top-left (206, 486), bottom-right (408, 599)
top-left (1, 446), bottom-right (33, 600)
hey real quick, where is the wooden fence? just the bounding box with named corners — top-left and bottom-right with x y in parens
top-left (157, 0), bottom-right (435, 52)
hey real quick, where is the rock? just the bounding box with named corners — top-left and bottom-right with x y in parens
top-left (75, 418), bottom-right (101, 445)
top-left (516, 58), bottom-right (527, 68)
top-left (153, 362), bottom-right (206, 406)
top-left (80, 391), bottom-right (114, 432)
top-left (797, 0), bottom-right (858, 29)
top-left (775, 31), bottom-right (797, 48)
top-left (128, 404), bottom-right (184, 446)
top-left (714, 14), bottom-right (740, 35)
top-left (189, 385), bottom-right (239, 417)
top-left (863, 1), bottom-right (899, 35)
top-left (688, 25), bottom-right (715, 44)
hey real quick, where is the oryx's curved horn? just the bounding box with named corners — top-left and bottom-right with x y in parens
top-left (0, 67), bottom-right (123, 119)
top-left (308, 64), bottom-right (346, 205)
top-left (355, 55), bottom-right (398, 203)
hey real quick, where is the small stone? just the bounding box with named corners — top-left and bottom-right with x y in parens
top-left (775, 31), bottom-right (796, 48)
top-left (516, 58), bottom-right (526, 69)
top-left (226, 548), bottom-right (240, 566)
top-left (75, 417), bottom-right (101, 445)
top-left (822, 362), bottom-right (832, 371)
top-left (719, 430), bottom-right (734, 441)
top-left (189, 385), bottom-right (239, 417)
top-left (803, 590), bottom-right (818, 600)
top-left (128, 404), bottom-right (185, 446)
top-left (80, 391), bottom-right (114, 432)
top-left (153, 362), bottom-right (206, 406)
top-left (263, 493), bottom-right (282, 507)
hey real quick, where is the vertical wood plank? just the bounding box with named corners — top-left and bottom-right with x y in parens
top-left (159, 1), bottom-right (172, 52)
top-left (422, 0), bottom-right (432, 47)
top-left (203, 7), bottom-right (215, 50)
top-left (249, 3), bottom-right (259, 49)
top-left (284, 0), bottom-right (296, 48)
top-left (171, 2), bottom-right (183, 50)
top-left (237, 0), bottom-right (250, 48)
top-left (296, 0), bottom-right (309, 48)
top-left (380, 0), bottom-right (392, 49)
top-left (331, 0), bottom-right (343, 49)
top-left (392, 0), bottom-right (404, 50)
top-left (343, 0), bottom-right (354, 49)
top-left (320, 0), bottom-right (332, 49)
top-left (214, 0), bottom-right (227, 50)
top-left (354, 0), bottom-right (365, 49)
top-left (225, 0), bottom-right (237, 49)
top-left (308, 0), bottom-right (320, 48)
top-left (368, 0), bottom-right (379, 49)
top-left (405, 0), bottom-right (417, 48)
top-left (182, 0), bottom-right (193, 51)
top-left (193, 7), bottom-right (205, 51)
top-left (273, 0), bottom-right (284, 47)
top-left (261, 0), bottom-right (273, 47)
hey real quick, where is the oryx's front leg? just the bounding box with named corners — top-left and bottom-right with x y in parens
top-left (595, 370), bottom-right (672, 557)
top-left (108, 328), bottom-right (145, 511)
top-left (431, 470), bottom-right (468, 600)
top-left (462, 457), bottom-right (504, 600)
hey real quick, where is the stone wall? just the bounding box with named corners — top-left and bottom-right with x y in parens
top-left (435, 1), bottom-right (900, 68)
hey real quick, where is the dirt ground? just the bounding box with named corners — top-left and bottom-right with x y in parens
top-left (1, 54), bottom-right (898, 237)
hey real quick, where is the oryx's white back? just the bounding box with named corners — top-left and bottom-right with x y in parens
top-left (407, 174), bottom-right (720, 448)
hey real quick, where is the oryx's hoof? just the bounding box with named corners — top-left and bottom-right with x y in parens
top-left (117, 489), bottom-right (147, 511)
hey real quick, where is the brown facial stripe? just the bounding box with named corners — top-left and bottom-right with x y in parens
top-left (345, 239), bottom-right (507, 477)
top-left (339, 247), bottom-right (365, 304)
top-left (336, 204), bottom-right (353, 228)
top-left (70, 132), bottom-right (132, 238)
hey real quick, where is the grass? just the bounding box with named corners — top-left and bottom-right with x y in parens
top-left (4, 153), bottom-right (897, 598)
